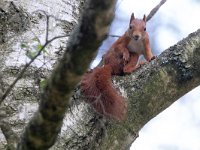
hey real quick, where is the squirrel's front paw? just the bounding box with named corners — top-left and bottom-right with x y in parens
top-left (149, 56), bottom-right (157, 61)
top-left (123, 53), bottom-right (130, 62)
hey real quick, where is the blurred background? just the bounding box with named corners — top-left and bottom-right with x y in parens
top-left (92, 0), bottom-right (200, 149)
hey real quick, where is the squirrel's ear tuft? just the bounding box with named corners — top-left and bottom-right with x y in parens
top-left (143, 14), bottom-right (146, 22)
top-left (130, 13), bottom-right (135, 24)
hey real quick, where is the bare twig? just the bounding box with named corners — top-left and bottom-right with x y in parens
top-left (108, 34), bottom-right (121, 38)
top-left (32, 9), bottom-right (72, 23)
top-left (146, 0), bottom-right (167, 22)
top-left (0, 34), bottom-right (69, 105)
top-left (31, 10), bottom-right (50, 42)
top-left (46, 15), bottom-right (50, 42)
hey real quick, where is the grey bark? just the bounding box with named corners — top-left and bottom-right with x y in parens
top-left (0, 121), bottom-right (19, 150)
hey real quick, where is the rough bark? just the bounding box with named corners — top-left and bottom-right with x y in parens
top-left (17, 0), bottom-right (116, 149)
top-left (0, 121), bottom-right (19, 150)
top-left (59, 29), bottom-right (200, 150)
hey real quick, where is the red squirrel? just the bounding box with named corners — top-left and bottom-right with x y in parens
top-left (81, 13), bottom-right (155, 121)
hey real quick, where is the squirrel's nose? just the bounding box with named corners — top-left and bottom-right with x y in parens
top-left (134, 35), bottom-right (139, 40)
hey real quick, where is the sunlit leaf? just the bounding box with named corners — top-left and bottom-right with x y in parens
top-left (26, 50), bottom-right (38, 59)
top-left (32, 37), bottom-right (39, 42)
top-left (20, 43), bottom-right (28, 48)
top-left (40, 79), bottom-right (47, 89)
top-left (36, 44), bottom-right (43, 51)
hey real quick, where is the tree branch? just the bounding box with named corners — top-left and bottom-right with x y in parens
top-left (146, 0), bottom-right (167, 22)
top-left (56, 29), bottom-right (200, 150)
top-left (0, 121), bottom-right (19, 150)
top-left (17, 0), bottom-right (116, 149)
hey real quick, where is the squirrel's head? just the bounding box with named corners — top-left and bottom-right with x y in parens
top-left (128, 13), bottom-right (147, 41)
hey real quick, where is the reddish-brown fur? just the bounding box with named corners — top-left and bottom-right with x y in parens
top-left (81, 13), bottom-right (155, 121)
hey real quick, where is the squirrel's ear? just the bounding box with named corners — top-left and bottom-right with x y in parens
top-left (130, 13), bottom-right (135, 24)
top-left (143, 14), bottom-right (146, 22)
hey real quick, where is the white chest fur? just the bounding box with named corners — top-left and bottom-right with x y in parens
top-left (127, 39), bottom-right (145, 55)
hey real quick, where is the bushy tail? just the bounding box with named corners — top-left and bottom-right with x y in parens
top-left (80, 65), bottom-right (127, 121)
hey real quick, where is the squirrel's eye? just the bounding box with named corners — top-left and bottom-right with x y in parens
top-left (129, 26), bottom-right (132, 29)
top-left (144, 27), bottom-right (146, 31)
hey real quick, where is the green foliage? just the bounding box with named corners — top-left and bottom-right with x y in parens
top-left (21, 37), bottom-right (46, 60)
top-left (32, 37), bottom-right (40, 42)
top-left (26, 50), bottom-right (38, 59)
top-left (20, 43), bottom-right (28, 48)
top-left (40, 79), bottom-right (47, 89)
top-left (36, 44), bottom-right (43, 51)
